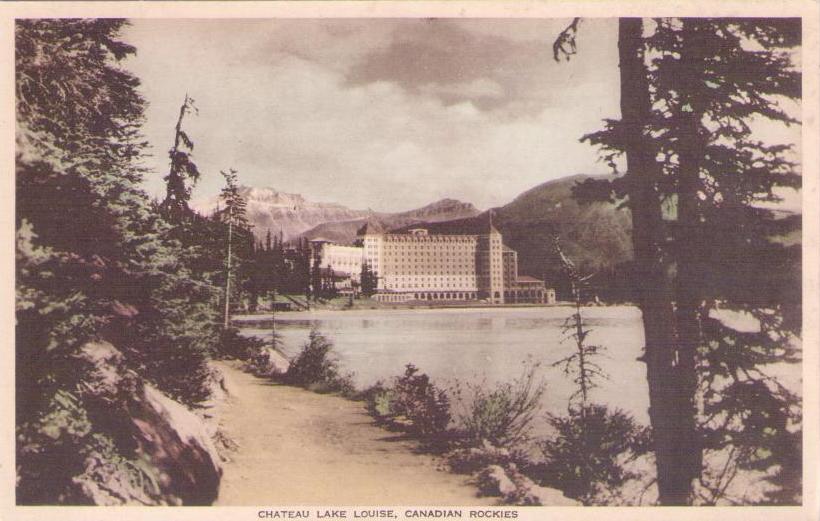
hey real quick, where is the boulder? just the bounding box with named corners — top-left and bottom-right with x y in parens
top-left (477, 463), bottom-right (579, 506)
top-left (75, 341), bottom-right (222, 505)
top-left (478, 465), bottom-right (517, 497)
top-left (449, 440), bottom-right (515, 473)
top-left (246, 346), bottom-right (290, 377)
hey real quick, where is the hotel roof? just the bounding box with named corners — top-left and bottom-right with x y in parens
top-left (386, 212), bottom-right (500, 236)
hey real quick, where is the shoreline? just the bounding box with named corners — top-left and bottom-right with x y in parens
top-left (232, 302), bottom-right (639, 323)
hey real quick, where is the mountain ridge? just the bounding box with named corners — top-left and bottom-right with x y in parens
top-left (193, 187), bottom-right (481, 241)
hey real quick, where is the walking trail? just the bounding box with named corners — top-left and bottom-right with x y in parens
top-left (213, 361), bottom-right (496, 506)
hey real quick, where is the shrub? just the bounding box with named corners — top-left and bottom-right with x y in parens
top-left (453, 361), bottom-right (546, 448)
top-left (283, 329), bottom-right (355, 395)
top-left (537, 404), bottom-right (652, 504)
top-left (363, 382), bottom-right (398, 424)
top-left (217, 327), bottom-right (266, 361)
top-left (392, 364), bottom-right (451, 437)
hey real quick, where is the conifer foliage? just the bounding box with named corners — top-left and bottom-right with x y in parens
top-left (539, 238), bottom-right (650, 505)
top-left (573, 18), bottom-right (802, 504)
top-left (360, 262), bottom-right (378, 297)
top-left (16, 19), bottom-right (222, 503)
top-left (161, 94), bottom-right (200, 219)
top-left (218, 168), bottom-right (251, 326)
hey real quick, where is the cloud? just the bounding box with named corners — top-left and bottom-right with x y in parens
top-left (123, 18), bottom-right (624, 212)
top-left (420, 78), bottom-right (505, 101)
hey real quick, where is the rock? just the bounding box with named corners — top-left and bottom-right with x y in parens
top-left (246, 347), bottom-right (290, 377)
top-left (205, 363), bottom-right (230, 404)
top-left (71, 452), bottom-right (160, 506)
top-left (476, 463), bottom-right (579, 506)
top-left (524, 483), bottom-right (579, 506)
top-left (74, 341), bottom-right (223, 505)
top-left (136, 385), bottom-right (222, 504)
top-left (448, 441), bottom-right (514, 474)
top-left (478, 465), bottom-right (517, 497)
top-left (266, 347), bottom-right (291, 374)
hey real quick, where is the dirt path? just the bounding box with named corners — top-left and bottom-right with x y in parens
top-left (213, 361), bottom-right (496, 506)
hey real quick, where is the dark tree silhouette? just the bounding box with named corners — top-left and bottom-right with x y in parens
top-left (574, 18), bottom-right (802, 504)
top-left (360, 262), bottom-right (378, 297)
top-left (550, 236), bottom-right (605, 408)
top-left (161, 94), bottom-right (200, 220)
top-left (540, 236), bottom-right (651, 505)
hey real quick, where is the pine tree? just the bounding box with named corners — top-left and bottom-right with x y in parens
top-left (15, 19), bottom-right (221, 502)
top-left (572, 17), bottom-right (802, 504)
top-left (540, 236), bottom-right (651, 505)
top-left (651, 18), bottom-right (801, 504)
top-left (556, 18), bottom-right (694, 503)
top-left (550, 237), bottom-right (605, 409)
top-left (218, 168), bottom-right (249, 327)
top-left (161, 94), bottom-right (200, 220)
top-left (360, 262), bottom-right (378, 297)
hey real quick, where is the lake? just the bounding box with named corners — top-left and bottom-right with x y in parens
top-left (238, 305), bottom-right (652, 424)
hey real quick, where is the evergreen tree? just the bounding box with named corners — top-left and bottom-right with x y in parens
top-left (360, 262), bottom-right (378, 297)
top-left (540, 237), bottom-right (650, 504)
top-left (218, 168), bottom-right (249, 327)
top-left (161, 94), bottom-right (200, 220)
top-left (311, 252), bottom-right (322, 302)
top-left (572, 18), bottom-right (802, 504)
top-left (555, 18), bottom-right (692, 503)
top-left (15, 19), bottom-right (221, 502)
top-left (653, 18), bottom-right (801, 504)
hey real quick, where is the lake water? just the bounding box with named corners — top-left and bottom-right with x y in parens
top-left (237, 305), bottom-right (802, 504)
top-left (239, 305), bottom-right (653, 424)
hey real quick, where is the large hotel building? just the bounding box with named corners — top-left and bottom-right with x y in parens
top-left (312, 216), bottom-right (555, 305)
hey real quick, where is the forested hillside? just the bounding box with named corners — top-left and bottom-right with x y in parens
top-left (491, 174), bottom-right (633, 278)
top-left (15, 19), bottom-right (245, 505)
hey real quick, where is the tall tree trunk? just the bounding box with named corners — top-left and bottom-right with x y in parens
top-left (618, 17), bottom-right (698, 504)
top-left (224, 216), bottom-right (233, 328)
top-left (671, 17), bottom-right (708, 492)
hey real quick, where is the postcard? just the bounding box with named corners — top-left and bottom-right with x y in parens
top-left (2, 2), bottom-right (818, 521)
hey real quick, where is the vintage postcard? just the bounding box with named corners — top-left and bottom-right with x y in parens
top-left (2, 1), bottom-right (818, 521)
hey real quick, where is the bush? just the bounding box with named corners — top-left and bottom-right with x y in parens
top-left (363, 365), bottom-right (451, 437)
top-left (392, 364), bottom-right (451, 437)
top-left (363, 382), bottom-right (398, 424)
top-left (283, 329), bottom-right (355, 395)
top-left (217, 327), bottom-right (266, 361)
top-left (537, 404), bottom-right (651, 504)
top-left (453, 361), bottom-right (545, 448)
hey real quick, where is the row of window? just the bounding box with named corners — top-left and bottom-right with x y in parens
top-left (384, 284), bottom-right (480, 290)
top-left (382, 237), bottom-right (478, 243)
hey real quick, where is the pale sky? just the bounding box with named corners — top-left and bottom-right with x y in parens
top-left (122, 18), bottom-right (800, 213)
top-left (122, 18), bottom-right (624, 212)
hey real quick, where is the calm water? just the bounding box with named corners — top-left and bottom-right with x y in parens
top-left (239, 306), bottom-right (652, 423)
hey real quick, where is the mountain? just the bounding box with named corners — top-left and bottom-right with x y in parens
top-left (299, 174), bottom-right (632, 280)
top-left (301, 198), bottom-right (481, 244)
top-left (193, 187), bottom-right (371, 241)
top-left (193, 188), bottom-right (481, 242)
top-left (379, 174), bottom-right (633, 278)
top-left (490, 174), bottom-right (633, 277)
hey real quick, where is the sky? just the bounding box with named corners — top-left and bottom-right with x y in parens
top-left (122, 18), bottom-right (800, 213)
top-left (122, 18), bottom-right (624, 212)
